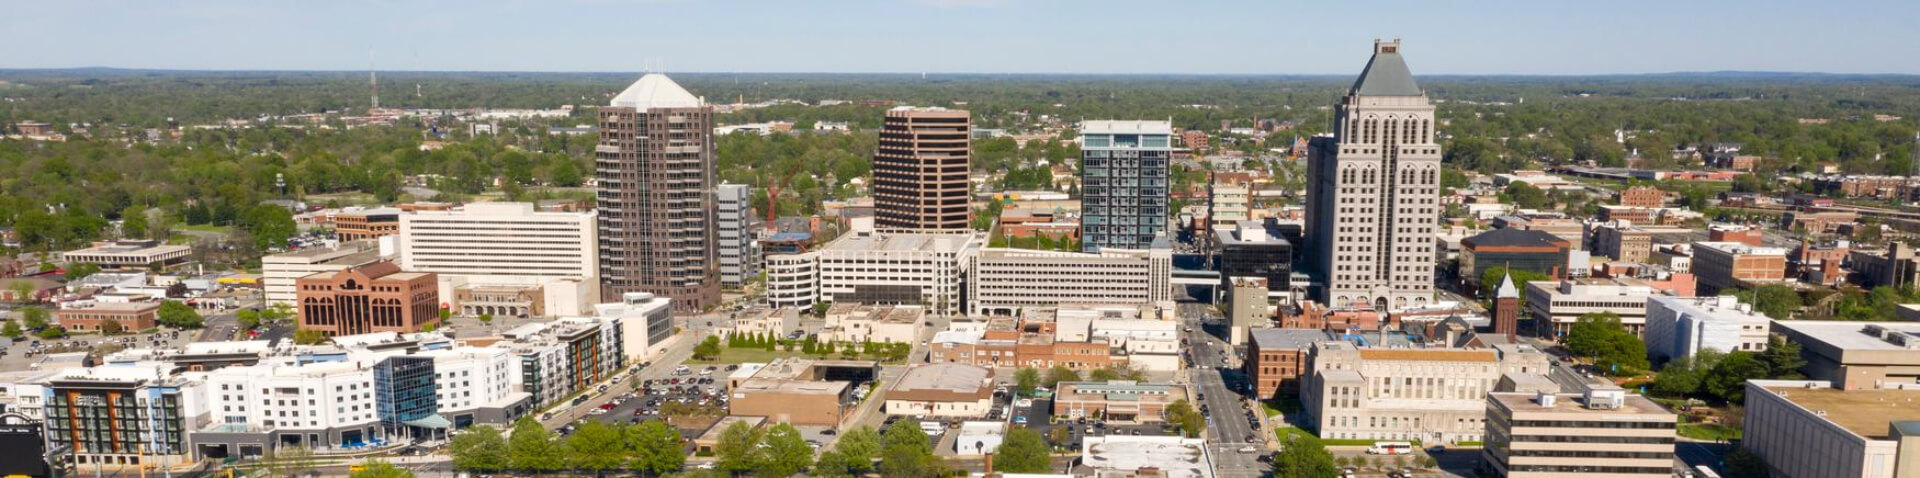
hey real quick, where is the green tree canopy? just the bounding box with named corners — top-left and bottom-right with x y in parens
top-left (714, 419), bottom-right (764, 475)
top-left (992, 427), bottom-right (1052, 473)
top-left (1564, 312), bottom-right (1650, 375)
top-left (880, 421), bottom-right (944, 478)
top-left (507, 417), bottom-right (564, 473)
top-left (756, 423), bottom-right (814, 477)
top-left (156, 300), bottom-right (204, 329)
top-left (348, 461), bottom-right (415, 478)
top-left (627, 419), bottom-right (686, 477)
top-left (1705, 351), bottom-right (1770, 403)
top-left (449, 426), bottom-right (509, 472)
top-left (564, 421), bottom-right (629, 474)
top-left (1043, 365), bottom-right (1081, 388)
top-left (1272, 436), bottom-right (1339, 478)
top-left (1014, 368), bottom-right (1041, 394)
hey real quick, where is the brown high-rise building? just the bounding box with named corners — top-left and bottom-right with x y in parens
top-left (873, 107), bottom-right (971, 232)
top-left (295, 261), bottom-right (439, 336)
top-left (596, 73), bottom-right (719, 313)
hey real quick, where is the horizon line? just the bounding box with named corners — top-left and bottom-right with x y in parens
top-left (5, 66), bottom-right (1920, 79)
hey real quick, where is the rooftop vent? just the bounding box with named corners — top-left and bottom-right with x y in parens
top-left (1584, 389), bottom-right (1626, 410)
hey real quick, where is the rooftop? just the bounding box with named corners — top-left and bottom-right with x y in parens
top-left (1774, 320), bottom-right (1920, 353)
top-left (1489, 392), bottom-right (1675, 417)
top-left (610, 73), bottom-right (702, 111)
top-left (1692, 241), bottom-right (1788, 256)
top-left (1355, 349), bottom-right (1498, 363)
top-left (1080, 436), bottom-right (1213, 478)
top-left (821, 231), bottom-right (981, 254)
top-left (891, 363), bottom-right (992, 395)
top-left (1349, 39), bottom-right (1423, 97)
top-left (1761, 384), bottom-right (1920, 439)
top-left (1249, 328), bottom-right (1329, 351)
top-left (1081, 120), bottom-right (1174, 135)
top-left (64, 240), bottom-right (191, 257)
top-left (735, 377), bottom-right (850, 396)
top-left (1463, 228), bottom-right (1568, 249)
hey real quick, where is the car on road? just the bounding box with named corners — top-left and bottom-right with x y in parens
top-left (1237, 446), bottom-right (1257, 453)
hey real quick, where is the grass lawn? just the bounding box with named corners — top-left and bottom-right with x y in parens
top-left (178, 224), bottom-right (232, 233)
top-left (1678, 422), bottom-right (1742, 441)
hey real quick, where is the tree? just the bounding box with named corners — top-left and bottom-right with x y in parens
top-left (100, 318), bottom-right (124, 335)
top-left (1705, 351), bottom-right (1770, 403)
top-left (20, 306), bottom-right (48, 329)
top-left (1271, 436), bottom-right (1339, 478)
top-left (1724, 446), bottom-right (1769, 478)
top-left (814, 426), bottom-right (880, 478)
top-left (992, 427), bottom-right (1052, 473)
top-left (239, 204), bottom-right (298, 250)
top-left (756, 423), bottom-right (814, 477)
top-left (478, 313), bottom-right (495, 326)
top-left (7, 281), bottom-right (35, 304)
top-left (1165, 399), bottom-right (1205, 438)
top-left (65, 262), bottom-right (102, 281)
top-left (236, 308), bottom-right (261, 330)
top-left (1479, 266), bottom-right (1551, 307)
top-left (1749, 285), bottom-right (1802, 320)
top-left (627, 419), bottom-right (686, 477)
top-left (880, 421), bottom-right (944, 478)
top-left (565, 421), bottom-right (630, 475)
top-left (450, 425), bottom-right (510, 472)
top-left (36, 327), bottom-right (66, 339)
top-left (293, 329), bottom-right (329, 345)
top-left (120, 206), bottom-right (151, 239)
top-left (508, 417), bottom-right (565, 474)
top-left (156, 300), bottom-right (204, 329)
top-left (348, 461), bottom-right (415, 478)
top-left (1652, 349), bottom-right (1724, 398)
top-left (695, 335), bottom-right (723, 361)
top-left (1012, 368), bottom-right (1041, 395)
top-left (1564, 312), bottom-right (1649, 375)
top-left (1043, 365), bottom-right (1081, 388)
top-left (1759, 335), bottom-right (1806, 379)
top-left (1, 321), bottom-right (20, 339)
top-left (714, 419), bottom-right (764, 475)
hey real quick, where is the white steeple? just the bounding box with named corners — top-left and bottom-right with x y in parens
top-left (1496, 271), bottom-right (1519, 299)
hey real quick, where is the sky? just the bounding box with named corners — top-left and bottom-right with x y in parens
top-left (4, 0), bottom-right (1917, 75)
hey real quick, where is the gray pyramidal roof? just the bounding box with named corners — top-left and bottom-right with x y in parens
top-left (1495, 272), bottom-right (1519, 299)
top-left (1350, 45), bottom-right (1423, 97)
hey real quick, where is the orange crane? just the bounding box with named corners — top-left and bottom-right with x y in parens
top-left (764, 162), bottom-right (805, 231)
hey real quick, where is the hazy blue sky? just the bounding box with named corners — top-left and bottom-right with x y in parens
top-left (5, 0), bottom-right (1915, 75)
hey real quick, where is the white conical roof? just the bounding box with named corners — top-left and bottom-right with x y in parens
top-left (1495, 271), bottom-right (1519, 299)
top-left (609, 73), bottom-right (701, 111)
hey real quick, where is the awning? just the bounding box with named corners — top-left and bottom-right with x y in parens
top-left (403, 414), bottom-right (452, 429)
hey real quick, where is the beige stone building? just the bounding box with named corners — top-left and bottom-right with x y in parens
top-left (1304, 342), bottom-right (1552, 444)
top-left (1744, 379), bottom-right (1920, 478)
top-left (823, 304), bottom-right (925, 344)
top-left (1305, 40), bottom-right (1441, 310)
top-left (1587, 220), bottom-right (1653, 263)
top-left (1483, 390), bottom-right (1677, 478)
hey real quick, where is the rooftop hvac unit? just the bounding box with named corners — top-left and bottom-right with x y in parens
top-left (1584, 389), bottom-right (1626, 410)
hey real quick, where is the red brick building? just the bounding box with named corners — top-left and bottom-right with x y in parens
top-left (1617, 186), bottom-right (1665, 209)
top-left (1246, 329), bottom-right (1324, 399)
top-left (295, 261), bottom-right (439, 336)
top-left (1708, 225), bottom-right (1764, 246)
top-left (57, 301), bottom-right (161, 333)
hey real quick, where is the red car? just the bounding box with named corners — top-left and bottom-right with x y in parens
top-left (598, 403), bottom-right (616, 410)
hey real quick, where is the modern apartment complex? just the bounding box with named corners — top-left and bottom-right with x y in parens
top-left (1305, 40), bottom-right (1442, 310)
top-left (872, 107), bottom-right (971, 232)
top-left (965, 239), bottom-right (1173, 316)
top-left (1483, 390), bottom-right (1678, 478)
top-left (595, 73), bottom-right (719, 313)
top-left (1303, 342), bottom-right (1552, 444)
top-left (715, 183), bottom-right (758, 288)
top-left (1080, 120), bottom-right (1174, 251)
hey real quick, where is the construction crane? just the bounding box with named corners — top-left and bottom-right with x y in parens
top-left (764, 162), bottom-right (805, 232)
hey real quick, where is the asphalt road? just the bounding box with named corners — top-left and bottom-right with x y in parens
top-left (1182, 305), bottom-right (1270, 478)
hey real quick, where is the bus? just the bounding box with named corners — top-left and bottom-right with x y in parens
top-left (1366, 441), bottom-right (1414, 455)
top-left (1694, 465), bottom-right (1722, 478)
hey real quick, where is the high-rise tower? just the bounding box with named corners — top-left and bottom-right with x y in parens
top-left (1080, 120), bottom-right (1175, 251)
top-left (596, 73), bottom-right (719, 313)
top-left (1305, 39), bottom-right (1441, 310)
top-left (873, 107), bottom-right (972, 232)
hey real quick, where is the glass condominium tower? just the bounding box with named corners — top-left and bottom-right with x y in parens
top-left (1080, 120), bottom-right (1174, 251)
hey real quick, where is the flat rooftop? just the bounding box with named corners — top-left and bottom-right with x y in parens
top-left (1776, 321), bottom-right (1920, 353)
top-left (1490, 392), bottom-right (1674, 417)
top-left (1249, 328), bottom-right (1329, 351)
top-left (821, 231), bottom-right (980, 253)
top-left (65, 241), bottom-right (191, 256)
top-left (266, 242), bottom-right (381, 262)
top-left (1356, 349), bottom-right (1497, 363)
top-left (892, 363), bottom-right (991, 394)
top-left (1080, 436), bottom-right (1212, 478)
top-left (1762, 385), bottom-right (1920, 439)
top-left (735, 377), bottom-right (850, 396)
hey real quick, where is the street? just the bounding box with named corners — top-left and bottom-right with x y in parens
top-left (1181, 303), bottom-right (1271, 478)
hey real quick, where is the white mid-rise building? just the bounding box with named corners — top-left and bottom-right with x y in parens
top-left (1644, 295), bottom-right (1772, 365)
top-left (399, 202), bottom-right (598, 316)
top-left (261, 241), bottom-right (384, 305)
top-left (1525, 277), bottom-right (1666, 339)
top-left (763, 230), bottom-right (982, 316)
top-left (966, 241), bottom-right (1172, 316)
top-left (1304, 342), bottom-right (1552, 444)
top-left (715, 183), bottom-right (759, 288)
